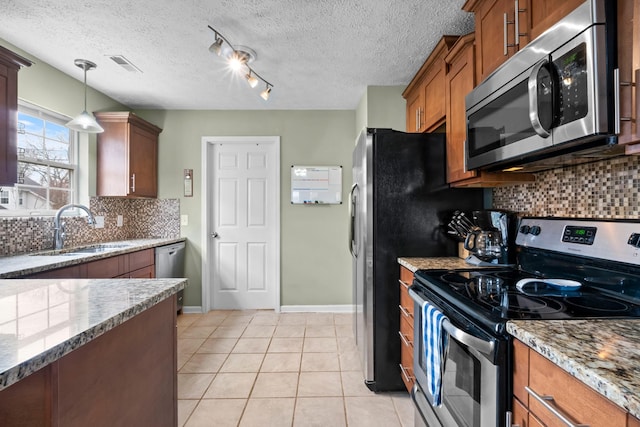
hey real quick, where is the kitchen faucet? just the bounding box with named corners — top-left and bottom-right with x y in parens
top-left (53, 204), bottom-right (96, 250)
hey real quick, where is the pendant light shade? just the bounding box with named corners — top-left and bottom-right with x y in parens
top-left (66, 59), bottom-right (104, 133)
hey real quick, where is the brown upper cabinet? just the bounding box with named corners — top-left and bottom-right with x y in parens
top-left (617, 0), bottom-right (640, 153)
top-left (95, 112), bottom-right (162, 198)
top-left (444, 34), bottom-right (535, 187)
top-left (463, 0), bottom-right (583, 83)
top-left (0, 46), bottom-right (32, 186)
top-left (403, 36), bottom-right (459, 133)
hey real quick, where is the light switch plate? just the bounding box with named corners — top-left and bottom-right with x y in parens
top-left (116, 215), bottom-right (124, 227)
top-left (94, 216), bottom-right (105, 229)
top-left (181, 215), bottom-right (189, 226)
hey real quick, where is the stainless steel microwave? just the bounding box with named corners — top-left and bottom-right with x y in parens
top-left (465, 0), bottom-right (623, 172)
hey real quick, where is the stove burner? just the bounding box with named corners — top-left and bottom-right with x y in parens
top-left (485, 291), bottom-right (565, 317)
top-left (583, 276), bottom-right (639, 287)
top-left (440, 273), bottom-right (471, 285)
top-left (565, 297), bottom-right (630, 312)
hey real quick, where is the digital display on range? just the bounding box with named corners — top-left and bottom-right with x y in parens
top-left (562, 225), bottom-right (596, 245)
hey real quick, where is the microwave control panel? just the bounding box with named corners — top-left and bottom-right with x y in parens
top-left (553, 42), bottom-right (588, 126)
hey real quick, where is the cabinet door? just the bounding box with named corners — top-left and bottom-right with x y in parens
top-left (617, 0), bottom-right (640, 150)
top-left (129, 265), bottom-right (155, 278)
top-left (0, 48), bottom-right (31, 186)
top-left (528, 351), bottom-right (626, 427)
top-left (405, 86), bottom-right (423, 133)
top-left (445, 36), bottom-right (478, 183)
top-left (422, 56), bottom-right (447, 131)
top-left (129, 124), bottom-right (158, 197)
top-left (472, 0), bottom-right (515, 82)
top-left (528, 0), bottom-right (583, 40)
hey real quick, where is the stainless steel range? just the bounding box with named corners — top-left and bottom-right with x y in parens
top-left (409, 217), bottom-right (640, 427)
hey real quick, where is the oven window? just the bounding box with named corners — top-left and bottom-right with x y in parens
top-left (467, 80), bottom-right (537, 157)
top-left (442, 339), bottom-right (482, 426)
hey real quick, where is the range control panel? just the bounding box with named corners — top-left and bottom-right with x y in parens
top-left (515, 217), bottom-right (640, 265)
top-left (562, 225), bottom-right (596, 245)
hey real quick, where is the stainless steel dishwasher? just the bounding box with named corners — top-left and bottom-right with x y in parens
top-left (155, 241), bottom-right (186, 313)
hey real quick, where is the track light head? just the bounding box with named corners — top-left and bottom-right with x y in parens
top-left (260, 85), bottom-right (272, 101)
top-left (246, 71), bottom-right (259, 88)
top-left (209, 37), bottom-right (224, 56)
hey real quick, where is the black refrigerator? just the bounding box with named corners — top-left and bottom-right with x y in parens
top-left (349, 128), bottom-right (484, 391)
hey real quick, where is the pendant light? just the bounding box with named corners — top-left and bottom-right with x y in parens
top-left (66, 59), bottom-right (104, 133)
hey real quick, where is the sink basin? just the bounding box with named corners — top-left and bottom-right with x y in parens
top-left (31, 243), bottom-right (136, 256)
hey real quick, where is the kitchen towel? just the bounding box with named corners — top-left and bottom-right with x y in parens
top-left (422, 300), bottom-right (449, 407)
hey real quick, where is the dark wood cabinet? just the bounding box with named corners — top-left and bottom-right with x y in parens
top-left (0, 46), bottom-right (32, 186)
top-left (403, 36), bottom-right (459, 133)
top-left (26, 248), bottom-right (155, 279)
top-left (399, 266), bottom-right (415, 393)
top-left (94, 112), bottom-right (161, 198)
top-left (513, 339), bottom-right (627, 427)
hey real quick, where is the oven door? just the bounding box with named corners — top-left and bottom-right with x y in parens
top-left (409, 286), bottom-right (505, 427)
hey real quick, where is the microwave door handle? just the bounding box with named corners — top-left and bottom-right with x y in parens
top-left (408, 288), bottom-right (496, 357)
top-left (348, 183), bottom-right (358, 257)
top-left (528, 59), bottom-right (552, 138)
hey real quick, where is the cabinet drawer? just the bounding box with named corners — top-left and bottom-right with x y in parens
top-left (512, 339), bottom-right (529, 406)
top-left (27, 264), bottom-right (82, 278)
top-left (129, 249), bottom-right (155, 271)
top-left (129, 265), bottom-right (155, 279)
top-left (528, 350), bottom-right (626, 427)
top-left (86, 255), bottom-right (125, 278)
top-left (399, 334), bottom-right (415, 393)
top-left (399, 266), bottom-right (414, 319)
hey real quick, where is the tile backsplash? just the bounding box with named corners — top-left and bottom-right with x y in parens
top-left (0, 197), bottom-right (180, 256)
top-left (492, 156), bottom-right (640, 218)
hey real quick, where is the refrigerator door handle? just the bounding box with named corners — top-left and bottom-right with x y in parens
top-left (349, 183), bottom-right (359, 257)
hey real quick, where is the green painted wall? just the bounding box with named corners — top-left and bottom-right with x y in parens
top-left (5, 37), bottom-right (409, 309)
top-left (134, 110), bottom-right (355, 307)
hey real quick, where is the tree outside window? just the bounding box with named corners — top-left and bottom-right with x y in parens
top-left (0, 104), bottom-right (77, 213)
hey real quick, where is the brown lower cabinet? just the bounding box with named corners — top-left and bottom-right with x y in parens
top-left (0, 296), bottom-right (177, 426)
top-left (399, 266), bottom-right (415, 392)
top-left (26, 248), bottom-right (155, 279)
top-left (513, 339), bottom-right (633, 427)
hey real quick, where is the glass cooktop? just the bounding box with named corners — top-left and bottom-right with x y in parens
top-left (413, 268), bottom-right (640, 321)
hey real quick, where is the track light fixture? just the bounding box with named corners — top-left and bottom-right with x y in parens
top-left (207, 25), bottom-right (273, 100)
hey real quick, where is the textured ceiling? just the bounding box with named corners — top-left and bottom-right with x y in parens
top-left (0, 0), bottom-right (474, 110)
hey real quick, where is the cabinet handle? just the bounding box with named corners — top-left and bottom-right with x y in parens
top-left (614, 68), bottom-right (634, 135)
top-left (398, 279), bottom-right (410, 290)
top-left (504, 12), bottom-right (517, 56)
top-left (399, 364), bottom-right (414, 383)
top-left (131, 173), bottom-right (136, 193)
top-left (398, 330), bottom-right (413, 347)
top-left (525, 386), bottom-right (589, 427)
top-left (398, 304), bottom-right (412, 319)
top-left (504, 13), bottom-right (509, 56)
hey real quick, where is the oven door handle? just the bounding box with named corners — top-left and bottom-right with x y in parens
top-left (409, 288), bottom-right (496, 357)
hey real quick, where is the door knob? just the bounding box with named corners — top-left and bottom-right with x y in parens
top-left (211, 232), bottom-right (219, 238)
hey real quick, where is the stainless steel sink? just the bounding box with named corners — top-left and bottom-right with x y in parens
top-left (31, 243), bottom-right (135, 256)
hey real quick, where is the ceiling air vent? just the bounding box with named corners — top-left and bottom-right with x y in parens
top-left (108, 55), bottom-right (142, 73)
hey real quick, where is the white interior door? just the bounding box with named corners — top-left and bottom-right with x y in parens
top-left (205, 137), bottom-right (280, 310)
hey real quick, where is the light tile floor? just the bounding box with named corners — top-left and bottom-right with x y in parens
top-left (177, 310), bottom-right (414, 427)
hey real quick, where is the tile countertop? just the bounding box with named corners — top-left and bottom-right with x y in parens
top-left (0, 237), bottom-right (186, 279)
top-left (508, 320), bottom-right (640, 419)
top-left (398, 256), bottom-right (498, 272)
top-left (0, 277), bottom-right (187, 391)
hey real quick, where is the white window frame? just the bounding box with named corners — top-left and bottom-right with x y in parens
top-left (0, 101), bottom-right (79, 217)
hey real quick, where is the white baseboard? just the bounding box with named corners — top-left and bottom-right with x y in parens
top-left (181, 306), bottom-right (203, 314)
top-left (180, 305), bottom-right (354, 314)
top-left (280, 304), bottom-right (354, 313)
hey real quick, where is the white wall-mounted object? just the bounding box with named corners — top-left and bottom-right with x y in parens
top-left (291, 165), bottom-right (342, 205)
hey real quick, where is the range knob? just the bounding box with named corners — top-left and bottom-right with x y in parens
top-left (530, 226), bottom-right (541, 236)
top-left (519, 225), bottom-right (531, 234)
top-left (628, 233), bottom-right (640, 248)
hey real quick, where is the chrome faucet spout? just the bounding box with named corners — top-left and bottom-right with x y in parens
top-left (53, 204), bottom-right (96, 250)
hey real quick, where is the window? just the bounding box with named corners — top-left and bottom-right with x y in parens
top-left (0, 102), bottom-right (77, 213)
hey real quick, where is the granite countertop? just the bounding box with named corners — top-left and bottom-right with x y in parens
top-left (508, 319), bottom-right (640, 419)
top-left (0, 237), bottom-right (186, 279)
top-left (0, 277), bottom-right (187, 391)
top-left (398, 256), bottom-right (499, 272)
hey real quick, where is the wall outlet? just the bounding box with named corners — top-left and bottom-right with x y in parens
top-left (181, 215), bottom-right (189, 226)
top-left (94, 216), bottom-right (105, 229)
top-left (116, 215), bottom-right (124, 227)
